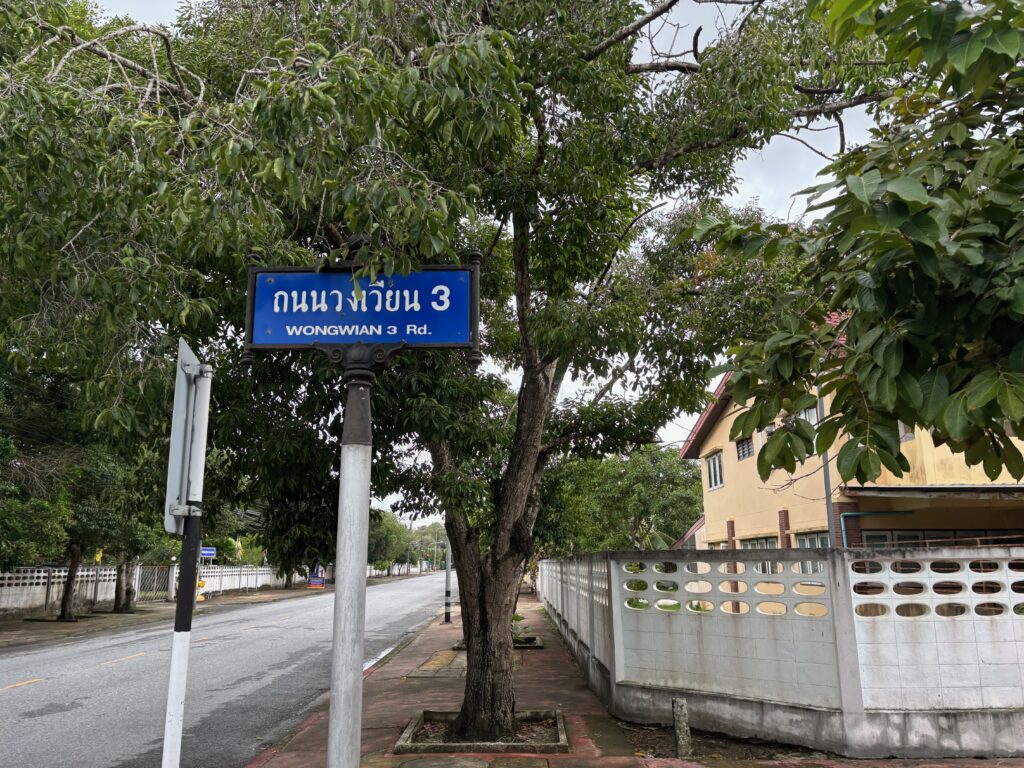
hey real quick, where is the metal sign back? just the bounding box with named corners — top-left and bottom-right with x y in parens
top-left (164, 339), bottom-right (199, 535)
top-left (244, 265), bottom-right (478, 351)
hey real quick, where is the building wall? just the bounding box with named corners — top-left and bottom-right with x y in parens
top-left (697, 402), bottom-right (842, 546)
top-left (696, 404), bottom-right (1024, 547)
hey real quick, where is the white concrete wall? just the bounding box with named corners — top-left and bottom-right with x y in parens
top-left (842, 547), bottom-right (1024, 710)
top-left (539, 546), bottom-right (1024, 758)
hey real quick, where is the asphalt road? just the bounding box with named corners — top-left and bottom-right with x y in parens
top-left (0, 572), bottom-right (455, 768)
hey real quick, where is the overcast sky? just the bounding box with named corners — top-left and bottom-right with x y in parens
top-left (97, 0), bottom-right (873, 452)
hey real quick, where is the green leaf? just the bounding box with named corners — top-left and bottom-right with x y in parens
top-left (815, 418), bottom-right (841, 455)
top-left (846, 170), bottom-right (882, 204)
top-left (836, 439), bottom-right (863, 481)
top-left (919, 371), bottom-right (949, 422)
top-left (939, 392), bottom-right (971, 440)
top-left (965, 369), bottom-right (1000, 410)
top-left (886, 177), bottom-right (930, 204)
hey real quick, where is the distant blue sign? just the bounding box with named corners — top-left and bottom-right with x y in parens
top-left (200, 547), bottom-right (217, 558)
top-left (245, 267), bottom-right (476, 350)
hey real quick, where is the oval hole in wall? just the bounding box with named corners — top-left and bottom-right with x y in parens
top-left (855, 603), bottom-right (888, 617)
top-left (853, 581), bottom-right (886, 596)
top-left (684, 580), bottom-right (712, 594)
top-left (653, 562), bottom-right (678, 574)
top-left (1015, 603), bottom-right (1024, 616)
top-left (720, 600), bottom-right (749, 615)
top-left (935, 603), bottom-right (968, 617)
top-left (1008, 560), bottom-right (1024, 572)
top-left (682, 561), bottom-right (711, 575)
top-left (655, 599), bottom-right (681, 612)
top-left (718, 580), bottom-right (747, 594)
top-left (895, 603), bottom-right (930, 618)
top-left (795, 602), bottom-right (828, 617)
top-left (893, 581), bottom-right (925, 596)
top-left (969, 560), bottom-right (1000, 573)
top-left (753, 561), bottom-right (784, 575)
top-left (717, 561), bottom-right (746, 574)
top-left (623, 561), bottom-right (646, 574)
top-left (756, 601), bottom-right (787, 616)
top-left (1011, 581), bottom-right (1024, 594)
top-left (686, 600), bottom-right (714, 614)
top-left (852, 560), bottom-right (882, 574)
top-left (654, 580), bottom-right (678, 593)
top-left (793, 581), bottom-right (827, 597)
top-left (930, 561), bottom-right (961, 574)
top-left (891, 560), bottom-right (922, 574)
top-left (972, 581), bottom-right (1003, 595)
top-left (624, 579), bottom-right (648, 592)
top-left (975, 602), bottom-right (1005, 616)
top-left (755, 581), bottom-right (785, 596)
top-left (933, 581), bottom-right (964, 595)
top-left (625, 597), bottom-right (649, 610)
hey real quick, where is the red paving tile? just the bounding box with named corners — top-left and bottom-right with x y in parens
top-left (252, 595), bottom-right (1024, 768)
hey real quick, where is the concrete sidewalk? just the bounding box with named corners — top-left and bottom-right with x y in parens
top-left (249, 594), bottom-right (1024, 768)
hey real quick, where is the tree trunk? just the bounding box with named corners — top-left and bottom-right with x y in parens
top-left (123, 561), bottom-right (136, 612)
top-left (58, 542), bottom-right (82, 622)
top-left (113, 557), bottom-right (126, 612)
top-left (450, 551), bottom-right (522, 740)
top-left (285, 571), bottom-right (293, 589)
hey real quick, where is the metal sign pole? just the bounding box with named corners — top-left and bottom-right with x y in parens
top-left (161, 356), bottom-right (213, 768)
top-left (327, 361), bottom-right (374, 768)
top-left (444, 539), bottom-right (452, 624)
top-left (242, 256), bottom-right (481, 768)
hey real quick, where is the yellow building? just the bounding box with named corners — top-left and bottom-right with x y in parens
top-left (677, 375), bottom-right (1024, 549)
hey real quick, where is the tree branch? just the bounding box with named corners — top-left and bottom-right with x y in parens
top-left (37, 20), bottom-right (197, 103)
top-left (626, 61), bottom-right (700, 75)
top-left (634, 89), bottom-right (893, 173)
top-left (583, 0), bottom-right (681, 62)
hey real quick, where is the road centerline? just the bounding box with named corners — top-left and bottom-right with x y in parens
top-left (4, 677), bottom-right (46, 690)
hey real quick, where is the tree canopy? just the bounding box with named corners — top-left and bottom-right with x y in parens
top-left (700, 0), bottom-right (1024, 484)
top-left (0, 0), bottom-right (910, 740)
top-left (537, 447), bottom-right (703, 554)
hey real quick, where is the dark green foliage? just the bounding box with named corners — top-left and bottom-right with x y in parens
top-left (699, 0), bottom-right (1024, 484)
top-left (537, 447), bottom-right (703, 555)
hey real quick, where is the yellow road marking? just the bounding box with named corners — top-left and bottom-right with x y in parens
top-left (99, 652), bottom-right (145, 666)
top-left (4, 678), bottom-right (45, 690)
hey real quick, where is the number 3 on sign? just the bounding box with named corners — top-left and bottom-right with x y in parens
top-left (431, 285), bottom-right (450, 311)
top-left (387, 325), bottom-right (397, 335)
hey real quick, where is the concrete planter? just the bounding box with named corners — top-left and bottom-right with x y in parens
top-left (393, 709), bottom-right (570, 754)
top-left (452, 636), bottom-right (544, 650)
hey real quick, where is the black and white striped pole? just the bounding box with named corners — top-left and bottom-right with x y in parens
top-left (443, 539), bottom-right (452, 624)
top-left (161, 340), bottom-right (213, 768)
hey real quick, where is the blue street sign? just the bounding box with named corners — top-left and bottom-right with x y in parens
top-left (245, 266), bottom-right (477, 350)
top-left (200, 546), bottom-right (217, 558)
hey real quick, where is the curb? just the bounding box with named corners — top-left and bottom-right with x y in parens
top-left (243, 608), bottom-right (448, 768)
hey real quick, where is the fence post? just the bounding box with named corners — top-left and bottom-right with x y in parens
top-left (167, 562), bottom-right (178, 602)
top-left (92, 566), bottom-right (100, 607)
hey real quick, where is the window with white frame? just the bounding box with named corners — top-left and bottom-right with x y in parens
top-left (741, 536), bottom-right (778, 549)
top-left (796, 531), bottom-right (830, 573)
top-left (705, 451), bottom-right (724, 490)
top-left (735, 436), bottom-right (754, 460)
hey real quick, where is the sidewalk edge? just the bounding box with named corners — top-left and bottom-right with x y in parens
top-left (243, 608), bottom-right (447, 768)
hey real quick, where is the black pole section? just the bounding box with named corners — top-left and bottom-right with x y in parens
top-left (174, 512), bottom-right (202, 631)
